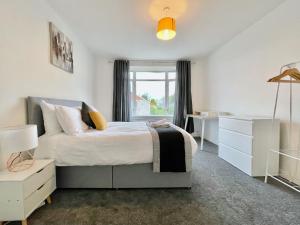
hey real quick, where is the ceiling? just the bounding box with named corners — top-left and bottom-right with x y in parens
top-left (47, 0), bottom-right (285, 60)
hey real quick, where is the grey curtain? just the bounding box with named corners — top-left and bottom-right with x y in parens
top-left (113, 60), bottom-right (130, 121)
top-left (173, 60), bottom-right (194, 133)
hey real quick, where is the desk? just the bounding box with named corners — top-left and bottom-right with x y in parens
top-left (184, 114), bottom-right (219, 150)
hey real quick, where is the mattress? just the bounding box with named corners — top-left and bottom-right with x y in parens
top-left (34, 122), bottom-right (198, 166)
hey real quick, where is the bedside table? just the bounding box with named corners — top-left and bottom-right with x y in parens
top-left (0, 159), bottom-right (56, 225)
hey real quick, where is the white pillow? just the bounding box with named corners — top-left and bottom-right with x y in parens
top-left (55, 105), bottom-right (88, 135)
top-left (40, 100), bottom-right (63, 135)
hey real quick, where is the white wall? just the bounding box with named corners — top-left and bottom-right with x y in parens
top-left (0, 0), bottom-right (96, 168)
top-left (191, 59), bottom-right (207, 135)
top-left (191, 60), bottom-right (206, 113)
top-left (202, 0), bottom-right (300, 183)
top-left (94, 58), bottom-right (114, 121)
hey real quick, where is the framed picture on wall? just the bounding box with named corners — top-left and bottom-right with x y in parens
top-left (49, 22), bottom-right (74, 73)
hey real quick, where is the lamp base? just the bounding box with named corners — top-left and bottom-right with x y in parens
top-left (6, 151), bottom-right (35, 172)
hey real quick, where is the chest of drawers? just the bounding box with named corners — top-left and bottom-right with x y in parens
top-left (218, 116), bottom-right (279, 176)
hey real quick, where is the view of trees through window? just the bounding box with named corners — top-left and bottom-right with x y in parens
top-left (130, 71), bottom-right (176, 117)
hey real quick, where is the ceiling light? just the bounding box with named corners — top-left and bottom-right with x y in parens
top-left (156, 7), bottom-right (176, 41)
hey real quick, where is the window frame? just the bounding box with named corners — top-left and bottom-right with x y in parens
top-left (130, 70), bottom-right (176, 120)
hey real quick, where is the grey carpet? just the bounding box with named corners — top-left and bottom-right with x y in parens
top-left (11, 139), bottom-right (300, 225)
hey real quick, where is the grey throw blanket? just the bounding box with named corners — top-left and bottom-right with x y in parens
top-left (147, 123), bottom-right (192, 172)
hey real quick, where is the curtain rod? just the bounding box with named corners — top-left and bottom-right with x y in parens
top-left (107, 60), bottom-right (196, 64)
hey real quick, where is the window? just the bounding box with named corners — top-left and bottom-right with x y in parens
top-left (130, 70), bottom-right (176, 117)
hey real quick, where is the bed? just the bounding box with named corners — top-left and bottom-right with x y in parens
top-left (27, 96), bottom-right (198, 188)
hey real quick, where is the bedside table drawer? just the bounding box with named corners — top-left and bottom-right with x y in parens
top-left (23, 162), bottom-right (55, 198)
top-left (24, 177), bottom-right (56, 218)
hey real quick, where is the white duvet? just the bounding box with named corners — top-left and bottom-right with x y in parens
top-left (35, 122), bottom-right (198, 166)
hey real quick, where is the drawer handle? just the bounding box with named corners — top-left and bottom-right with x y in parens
top-left (37, 184), bottom-right (45, 190)
top-left (36, 168), bottom-right (44, 173)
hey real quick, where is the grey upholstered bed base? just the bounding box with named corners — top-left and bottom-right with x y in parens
top-left (57, 164), bottom-right (191, 188)
top-left (27, 96), bottom-right (191, 189)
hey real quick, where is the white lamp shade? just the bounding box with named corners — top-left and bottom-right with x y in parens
top-left (0, 125), bottom-right (38, 153)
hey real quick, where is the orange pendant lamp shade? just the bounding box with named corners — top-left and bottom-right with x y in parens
top-left (156, 17), bottom-right (176, 41)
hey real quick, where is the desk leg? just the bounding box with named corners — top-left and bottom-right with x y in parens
top-left (46, 196), bottom-right (52, 204)
top-left (184, 116), bottom-right (189, 131)
top-left (201, 119), bottom-right (205, 150)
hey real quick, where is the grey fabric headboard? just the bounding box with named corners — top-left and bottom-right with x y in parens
top-left (27, 96), bottom-right (82, 136)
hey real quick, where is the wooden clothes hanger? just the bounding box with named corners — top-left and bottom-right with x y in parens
top-left (268, 68), bottom-right (300, 83)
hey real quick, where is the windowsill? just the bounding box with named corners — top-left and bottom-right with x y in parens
top-left (131, 115), bottom-right (173, 122)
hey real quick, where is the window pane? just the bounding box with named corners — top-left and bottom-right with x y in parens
top-left (168, 81), bottom-right (176, 114)
top-left (130, 71), bottom-right (176, 117)
top-left (133, 81), bottom-right (169, 116)
top-left (130, 80), bottom-right (134, 115)
top-left (168, 72), bottom-right (176, 80)
top-left (130, 80), bottom-right (133, 93)
top-left (136, 72), bottom-right (165, 80)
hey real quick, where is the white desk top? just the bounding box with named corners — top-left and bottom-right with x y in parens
top-left (187, 112), bottom-right (275, 121)
top-left (219, 115), bottom-right (275, 121)
top-left (0, 159), bottom-right (54, 181)
top-left (186, 114), bottom-right (217, 119)
top-left (187, 111), bottom-right (230, 119)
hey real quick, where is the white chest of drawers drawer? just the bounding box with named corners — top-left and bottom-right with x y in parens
top-left (218, 116), bottom-right (280, 176)
top-left (0, 160), bottom-right (56, 224)
top-left (219, 117), bottom-right (253, 136)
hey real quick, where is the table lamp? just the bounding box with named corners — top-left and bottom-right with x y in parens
top-left (0, 125), bottom-right (38, 172)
